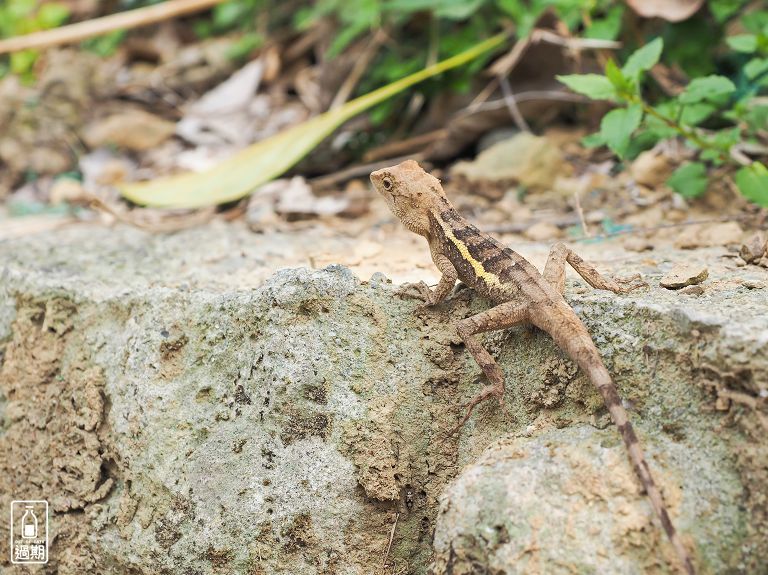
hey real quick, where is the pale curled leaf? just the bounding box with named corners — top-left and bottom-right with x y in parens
top-left (625, 0), bottom-right (703, 22)
top-left (120, 33), bottom-right (507, 208)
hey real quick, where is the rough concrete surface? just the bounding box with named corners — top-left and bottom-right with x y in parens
top-left (0, 222), bottom-right (766, 574)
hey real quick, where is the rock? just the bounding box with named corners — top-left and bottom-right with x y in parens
top-left (50, 178), bottom-right (87, 205)
top-left (679, 284), bottom-right (705, 295)
top-left (432, 426), bottom-right (741, 574)
top-left (452, 132), bottom-right (564, 191)
top-left (675, 222), bottom-right (744, 249)
top-left (0, 225), bottom-right (766, 574)
top-left (83, 109), bottom-right (176, 151)
top-left (79, 150), bottom-right (136, 187)
top-left (523, 221), bottom-right (561, 242)
top-left (740, 232), bottom-right (767, 264)
top-left (660, 263), bottom-right (709, 289)
top-left (630, 150), bottom-right (673, 187)
top-left (623, 236), bottom-right (655, 252)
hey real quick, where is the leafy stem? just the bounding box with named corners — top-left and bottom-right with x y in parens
top-left (628, 95), bottom-right (731, 163)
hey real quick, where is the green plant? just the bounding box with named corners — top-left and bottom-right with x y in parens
top-left (558, 33), bottom-right (768, 206)
top-left (0, 0), bottom-right (70, 80)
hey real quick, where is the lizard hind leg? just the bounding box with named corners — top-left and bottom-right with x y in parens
top-left (448, 302), bottom-right (530, 436)
top-left (543, 242), bottom-right (568, 294)
top-left (544, 242), bottom-right (646, 294)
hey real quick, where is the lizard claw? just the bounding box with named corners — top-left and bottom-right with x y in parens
top-left (396, 281), bottom-right (434, 305)
top-left (443, 383), bottom-right (505, 440)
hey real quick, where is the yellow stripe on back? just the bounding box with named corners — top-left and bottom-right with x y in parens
top-left (443, 225), bottom-right (502, 288)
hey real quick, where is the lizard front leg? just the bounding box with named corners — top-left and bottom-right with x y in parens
top-left (543, 242), bottom-right (646, 294)
top-left (449, 302), bottom-right (529, 435)
top-left (397, 251), bottom-right (457, 306)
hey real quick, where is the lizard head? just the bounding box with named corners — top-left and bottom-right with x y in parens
top-left (370, 159), bottom-right (446, 236)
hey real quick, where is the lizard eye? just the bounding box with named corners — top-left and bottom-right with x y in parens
top-left (382, 177), bottom-right (393, 191)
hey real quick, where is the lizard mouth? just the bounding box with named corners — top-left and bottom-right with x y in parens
top-left (369, 169), bottom-right (384, 188)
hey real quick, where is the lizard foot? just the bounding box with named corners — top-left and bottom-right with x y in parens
top-left (444, 383), bottom-right (504, 439)
top-left (395, 281), bottom-right (433, 304)
top-left (612, 273), bottom-right (648, 293)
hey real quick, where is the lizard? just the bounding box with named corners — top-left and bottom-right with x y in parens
top-left (370, 159), bottom-right (695, 575)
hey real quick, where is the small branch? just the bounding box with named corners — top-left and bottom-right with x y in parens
top-left (381, 512), bottom-right (400, 569)
top-left (0, 0), bottom-right (227, 55)
top-left (458, 91), bottom-right (590, 123)
top-left (499, 76), bottom-right (530, 132)
top-left (364, 130), bottom-right (446, 163)
top-left (571, 215), bottom-right (751, 242)
top-left (488, 29), bottom-right (620, 80)
top-left (573, 183), bottom-right (591, 237)
top-left (310, 154), bottom-right (425, 189)
top-left (330, 28), bottom-right (387, 110)
top-left (532, 29), bottom-right (621, 50)
top-left (88, 194), bottom-right (215, 232)
top-left (485, 214), bottom-right (750, 237)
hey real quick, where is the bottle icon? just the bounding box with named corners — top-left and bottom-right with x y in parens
top-left (21, 506), bottom-right (38, 539)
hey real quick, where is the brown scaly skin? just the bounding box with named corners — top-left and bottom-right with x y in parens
top-left (370, 159), bottom-right (695, 575)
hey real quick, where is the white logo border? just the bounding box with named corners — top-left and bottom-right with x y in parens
top-left (10, 500), bottom-right (49, 565)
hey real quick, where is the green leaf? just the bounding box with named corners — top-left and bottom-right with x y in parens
top-left (383, 0), bottom-right (482, 19)
top-left (679, 75), bottom-right (736, 104)
top-left (556, 73), bottom-right (616, 100)
top-left (680, 102), bottom-right (716, 126)
top-left (745, 57), bottom-right (768, 80)
top-left (581, 132), bottom-right (605, 148)
top-left (741, 11), bottom-right (768, 35)
top-left (709, 0), bottom-right (749, 23)
top-left (599, 104), bottom-right (643, 158)
top-left (604, 58), bottom-right (628, 91)
top-left (667, 163), bottom-right (708, 198)
top-left (621, 37), bottom-right (663, 78)
top-left (120, 33), bottom-right (507, 208)
top-left (81, 30), bottom-right (126, 57)
top-left (36, 2), bottom-right (69, 29)
top-left (726, 34), bottom-right (758, 53)
top-left (10, 50), bottom-right (38, 75)
top-left (434, 0), bottom-right (485, 19)
top-left (585, 5), bottom-right (623, 41)
top-left (735, 162), bottom-right (768, 207)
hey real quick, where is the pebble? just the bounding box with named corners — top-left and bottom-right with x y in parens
top-left (660, 263), bottom-right (709, 289)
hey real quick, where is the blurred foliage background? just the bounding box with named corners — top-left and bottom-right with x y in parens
top-left (0, 0), bottom-right (766, 209)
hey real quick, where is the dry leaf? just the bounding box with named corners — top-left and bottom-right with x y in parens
top-left (120, 33), bottom-right (507, 208)
top-left (625, 0), bottom-right (704, 22)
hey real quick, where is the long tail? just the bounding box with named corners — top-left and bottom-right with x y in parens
top-left (554, 315), bottom-right (696, 575)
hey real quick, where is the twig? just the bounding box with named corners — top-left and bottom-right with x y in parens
top-left (571, 215), bottom-right (751, 242)
top-left (88, 194), bottom-right (216, 232)
top-left (0, 0), bottom-right (227, 55)
top-left (330, 28), bottom-right (387, 110)
top-left (486, 215), bottom-right (750, 237)
top-left (381, 512), bottom-right (400, 569)
top-left (310, 154), bottom-right (426, 189)
top-left (457, 91), bottom-right (590, 126)
top-left (499, 76), bottom-right (530, 132)
top-left (364, 130), bottom-right (446, 162)
top-left (488, 29), bottom-right (620, 79)
top-left (532, 29), bottom-right (621, 50)
top-left (573, 185), bottom-right (590, 237)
